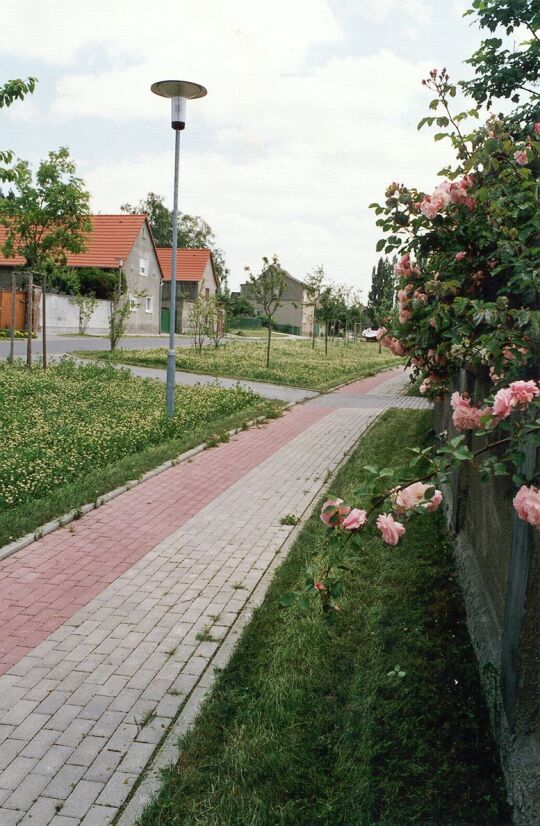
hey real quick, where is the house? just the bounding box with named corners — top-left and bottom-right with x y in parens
top-left (156, 248), bottom-right (219, 333)
top-left (239, 270), bottom-right (314, 336)
top-left (0, 215), bottom-right (162, 334)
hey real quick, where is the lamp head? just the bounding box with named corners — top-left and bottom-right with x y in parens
top-left (151, 80), bottom-right (207, 130)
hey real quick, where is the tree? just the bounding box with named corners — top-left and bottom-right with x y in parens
top-left (121, 192), bottom-right (229, 285)
top-left (245, 255), bottom-right (286, 367)
top-left (187, 296), bottom-right (209, 353)
top-left (0, 77), bottom-right (37, 184)
top-left (367, 257), bottom-right (395, 328)
top-left (316, 284), bottom-right (349, 354)
top-left (70, 292), bottom-right (97, 335)
top-left (461, 0), bottom-right (540, 110)
top-left (108, 279), bottom-right (145, 351)
top-left (206, 295), bottom-right (226, 349)
top-left (222, 292), bottom-right (255, 319)
top-left (0, 147), bottom-right (90, 367)
top-left (304, 265), bottom-right (326, 349)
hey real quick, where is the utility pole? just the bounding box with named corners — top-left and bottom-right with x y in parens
top-left (26, 270), bottom-right (33, 368)
top-left (41, 271), bottom-right (47, 369)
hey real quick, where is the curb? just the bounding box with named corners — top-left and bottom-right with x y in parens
top-left (0, 407), bottom-right (295, 565)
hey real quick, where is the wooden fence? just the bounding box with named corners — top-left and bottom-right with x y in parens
top-left (436, 369), bottom-right (540, 825)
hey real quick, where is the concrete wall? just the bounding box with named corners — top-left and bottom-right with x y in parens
top-left (123, 224), bottom-right (161, 334)
top-left (44, 293), bottom-right (110, 334)
top-left (436, 369), bottom-right (540, 825)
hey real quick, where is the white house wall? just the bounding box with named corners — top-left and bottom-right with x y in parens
top-left (124, 224), bottom-right (161, 334)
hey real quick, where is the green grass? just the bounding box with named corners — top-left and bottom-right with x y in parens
top-left (0, 359), bottom-right (279, 547)
top-left (137, 409), bottom-right (509, 826)
top-left (80, 339), bottom-right (401, 391)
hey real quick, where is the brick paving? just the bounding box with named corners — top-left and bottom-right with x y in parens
top-left (0, 368), bottom-right (429, 824)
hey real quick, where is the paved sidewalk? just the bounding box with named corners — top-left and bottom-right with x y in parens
top-left (0, 368), bottom-right (429, 825)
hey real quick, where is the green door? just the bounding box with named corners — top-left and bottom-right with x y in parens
top-left (160, 307), bottom-right (170, 334)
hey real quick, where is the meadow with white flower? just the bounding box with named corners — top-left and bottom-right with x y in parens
top-left (86, 339), bottom-right (400, 391)
top-left (0, 359), bottom-right (267, 522)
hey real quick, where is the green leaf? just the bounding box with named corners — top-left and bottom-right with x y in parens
top-left (280, 593), bottom-right (295, 608)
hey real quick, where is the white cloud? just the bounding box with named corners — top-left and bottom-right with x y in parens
top-left (84, 49), bottom-right (454, 294)
top-left (1, 0), bottom-right (467, 298)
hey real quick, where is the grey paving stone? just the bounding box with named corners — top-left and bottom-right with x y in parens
top-left (67, 736), bottom-right (107, 768)
top-left (0, 756), bottom-right (37, 791)
top-left (79, 804), bottom-right (116, 825)
top-left (3, 772), bottom-right (51, 811)
top-left (96, 772), bottom-right (137, 808)
top-left (59, 780), bottom-right (104, 819)
top-left (33, 745), bottom-right (73, 778)
top-left (42, 764), bottom-right (86, 800)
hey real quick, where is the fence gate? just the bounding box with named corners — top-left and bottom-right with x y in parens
top-left (0, 289), bottom-right (27, 330)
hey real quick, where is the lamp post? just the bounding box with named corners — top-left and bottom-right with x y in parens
top-left (151, 79), bottom-right (207, 417)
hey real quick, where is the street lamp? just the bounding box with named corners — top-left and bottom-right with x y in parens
top-left (151, 79), bottom-right (207, 417)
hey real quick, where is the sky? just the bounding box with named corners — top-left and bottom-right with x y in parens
top-left (0, 0), bottom-right (485, 296)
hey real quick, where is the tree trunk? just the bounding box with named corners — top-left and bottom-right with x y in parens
top-left (9, 272), bottom-right (16, 364)
top-left (26, 271), bottom-right (33, 368)
top-left (324, 322), bottom-right (328, 355)
top-left (311, 304), bottom-right (317, 349)
top-left (266, 322), bottom-right (272, 368)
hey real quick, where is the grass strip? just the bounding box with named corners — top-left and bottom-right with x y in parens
top-left (78, 340), bottom-right (400, 392)
top-left (138, 409), bottom-right (509, 826)
top-left (0, 401), bottom-right (280, 549)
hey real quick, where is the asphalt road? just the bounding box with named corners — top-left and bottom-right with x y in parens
top-left (0, 334), bottom-right (194, 360)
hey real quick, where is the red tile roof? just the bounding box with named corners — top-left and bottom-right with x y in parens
top-left (157, 248), bottom-right (212, 282)
top-left (0, 214), bottom-right (155, 270)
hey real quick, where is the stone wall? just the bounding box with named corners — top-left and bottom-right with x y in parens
top-left (436, 370), bottom-right (540, 824)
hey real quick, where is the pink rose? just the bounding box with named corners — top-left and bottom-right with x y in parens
top-left (394, 254), bottom-right (420, 280)
top-left (534, 123), bottom-right (540, 135)
top-left (320, 498), bottom-right (350, 528)
top-left (455, 251), bottom-right (467, 261)
top-left (376, 514), bottom-right (406, 546)
top-left (388, 338), bottom-right (406, 357)
top-left (342, 508), bottom-right (367, 531)
top-left (508, 380), bottom-right (539, 406)
top-left (451, 392), bottom-right (492, 431)
top-left (314, 580), bottom-right (326, 592)
top-left (399, 309), bottom-right (412, 323)
top-left (425, 489), bottom-right (443, 512)
top-left (433, 181), bottom-right (452, 206)
top-left (393, 482), bottom-right (443, 514)
top-left (419, 378), bottom-right (431, 395)
top-left (420, 195), bottom-right (445, 219)
top-left (514, 149), bottom-right (528, 166)
top-left (375, 327), bottom-right (386, 341)
top-left (492, 387), bottom-right (515, 419)
top-left (513, 485), bottom-right (540, 529)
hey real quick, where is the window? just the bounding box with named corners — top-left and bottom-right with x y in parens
top-left (142, 225), bottom-right (147, 240)
top-left (129, 295), bottom-right (138, 311)
top-left (145, 296), bottom-right (153, 314)
top-left (205, 287), bottom-right (210, 301)
top-left (139, 257), bottom-right (148, 276)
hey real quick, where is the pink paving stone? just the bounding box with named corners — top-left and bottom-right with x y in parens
top-left (0, 403), bottom-right (333, 676)
top-left (334, 367), bottom-right (404, 395)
